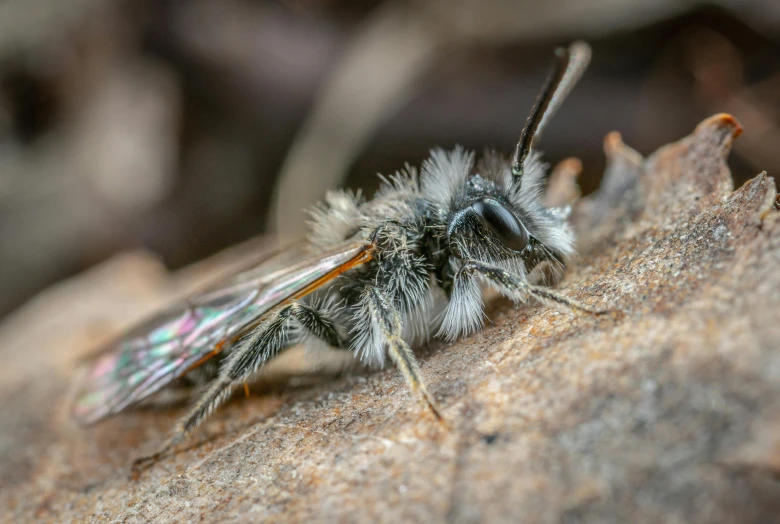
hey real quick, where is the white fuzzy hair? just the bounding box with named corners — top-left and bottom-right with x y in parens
top-left (306, 189), bottom-right (364, 249)
top-left (420, 146), bottom-right (475, 208)
top-left (350, 289), bottom-right (388, 367)
top-left (437, 263), bottom-right (485, 341)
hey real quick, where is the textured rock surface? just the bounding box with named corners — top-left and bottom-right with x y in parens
top-left (1, 114), bottom-right (778, 523)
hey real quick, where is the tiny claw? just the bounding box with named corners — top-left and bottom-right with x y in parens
top-left (587, 301), bottom-right (627, 317)
top-left (428, 401), bottom-right (444, 422)
top-left (570, 300), bottom-right (616, 317)
top-left (589, 307), bottom-right (621, 318)
top-left (420, 390), bottom-right (450, 429)
top-left (130, 446), bottom-right (169, 478)
top-left (129, 431), bottom-right (184, 477)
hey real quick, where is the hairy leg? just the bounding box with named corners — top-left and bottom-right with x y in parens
top-left (133, 300), bottom-right (343, 469)
top-left (459, 260), bottom-right (609, 314)
top-left (361, 287), bottom-right (443, 420)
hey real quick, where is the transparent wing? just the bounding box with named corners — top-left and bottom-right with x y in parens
top-left (74, 240), bottom-right (374, 424)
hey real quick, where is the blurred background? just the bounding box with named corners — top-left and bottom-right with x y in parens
top-left (1, 0), bottom-right (778, 320)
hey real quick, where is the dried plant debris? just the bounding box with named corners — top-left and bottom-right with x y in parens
top-left (1, 114), bottom-right (779, 523)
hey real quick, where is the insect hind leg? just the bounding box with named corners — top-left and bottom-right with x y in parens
top-left (132, 300), bottom-right (344, 471)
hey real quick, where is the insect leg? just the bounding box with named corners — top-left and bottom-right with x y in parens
top-left (133, 300), bottom-right (343, 468)
top-left (458, 260), bottom-right (608, 314)
top-left (362, 288), bottom-right (444, 421)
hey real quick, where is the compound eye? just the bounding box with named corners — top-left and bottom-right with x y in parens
top-left (472, 198), bottom-right (529, 252)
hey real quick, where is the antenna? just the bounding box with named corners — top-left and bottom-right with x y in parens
top-left (512, 41), bottom-right (591, 185)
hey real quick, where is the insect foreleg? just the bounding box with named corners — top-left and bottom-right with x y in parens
top-left (458, 260), bottom-right (607, 315)
top-left (362, 288), bottom-right (443, 421)
top-left (133, 300), bottom-right (343, 469)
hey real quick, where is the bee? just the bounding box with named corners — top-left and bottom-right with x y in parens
top-left (74, 42), bottom-right (603, 465)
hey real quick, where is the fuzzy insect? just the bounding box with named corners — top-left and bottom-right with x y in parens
top-left (74, 42), bottom-right (604, 466)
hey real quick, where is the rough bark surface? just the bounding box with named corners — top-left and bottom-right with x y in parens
top-left (1, 114), bottom-right (778, 523)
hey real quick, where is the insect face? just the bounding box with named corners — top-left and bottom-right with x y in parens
top-left (447, 174), bottom-right (531, 261)
top-left (444, 161), bottom-right (570, 280)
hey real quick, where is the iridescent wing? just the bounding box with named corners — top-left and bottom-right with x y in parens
top-left (74, 240), bottom-right (375, 424)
